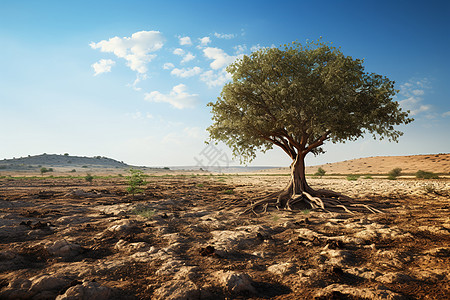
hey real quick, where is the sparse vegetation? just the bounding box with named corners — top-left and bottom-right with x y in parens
top-left (346, 175), bottom-right (359, 181)
top-left (40, 167), bottom-right (53, 175)
top-left (197, 183), bottom-right (204, 188)
top-left (85, 173), bottom-right (94, 183)
top-left (416, 170), bottom-right (439, 179)
top-left (222, 189), bottom-right (234, 195)
top-left (388, 168), bottom-right (402, 180)
top-left (70, 169), bottom-right (76, 173)
top-left (314, 167), bottom-right (326, 177)
top-left (363, 175), bottom-right (373, 179)
top-left (132, 207), bottom-right (156, 219)
top-left (126, 169), bottom-right (147, 195)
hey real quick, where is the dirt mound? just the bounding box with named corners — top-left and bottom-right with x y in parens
top-left (0, 175), bottom-right (448, 299)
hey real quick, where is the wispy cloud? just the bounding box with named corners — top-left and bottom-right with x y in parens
top-left (91, 59), bottom-right (115, 75)
top-left (144, 84), bottom-right (199, 109)
top-left (442, 111), bottom-right (450, 117)
top-left (171, 67), bottom-right (202, 78)
top-left (200, 69), bottom-right (232, 87)
top-left (179, 36), bottom-right (192, 46)
top-left (90, 30), bottom-right (164, 74)
top-left (198, 36), bottom-right (211, 46)
top-left (163, 62), bottom-right (175, 70)
top-left (398, 78), bottom-right (432, 116)
top-left (214, 32), bottom-right (235, 39)
top-left (181, 52), bottom-right (195, 63)
top-left (203, 47), bottom-right (240, 70)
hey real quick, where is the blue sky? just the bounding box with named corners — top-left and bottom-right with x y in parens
top-left (0, 0), bottom-right (449, 167)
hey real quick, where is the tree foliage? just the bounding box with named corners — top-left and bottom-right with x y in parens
top-left (207, 40), bottom-right (413, 163)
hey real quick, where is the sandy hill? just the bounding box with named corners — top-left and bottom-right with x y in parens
top-left (262, 153), bottom-right (450, 175)
top-left (306, 153), bottom-right (450, 175)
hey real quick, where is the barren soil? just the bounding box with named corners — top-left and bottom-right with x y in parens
top-left (0, 176), bottom-right (449, 299)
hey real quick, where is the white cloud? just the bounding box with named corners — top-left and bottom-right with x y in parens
top-left (144, 84), bottom-right (199, 109)
top-left (127, 73), bottom-right (148, 91)
top-left (179, 36), bottom-right (192, 46)
top-left (203, 47), bottom-right (240, 70)
top-left (198, 37), bottom-right (211, 46)
top-left (171, 67), bottom-right (202, 78)
top-left (398, 78), bottom-right (432, 116)
top-left (91, 59), bottom-right (116, 76)
top-left (214, 32), bottom-right (235, 39)
top-left (90, 30), bottom-right (164, 74)
top-left (181, 52), bottom-right (195, 63)
top-left (442, 111), bottom-right (450, 117)
top-left (250, 44), bottom-right (262, 52)
top-left (412, 89), bottom-right (425, 96)
top-left (234, 44), bottom-right (247, 54)
top-left (200, 69), bottom-right (232, 87)
top-left (127, 111), bottom-right (153, 120)
top-left (163, 62), bottom-right (175, 70)
top-left (173, 48), bottom-right (185, 56)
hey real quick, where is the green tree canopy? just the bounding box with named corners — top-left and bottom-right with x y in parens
top-left (207, 40), bottom-right (413, 212)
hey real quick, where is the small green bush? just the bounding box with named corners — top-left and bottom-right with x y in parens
top-left (70, 169), bottom-right (76, 173)
top-left (346, 175), bottom-right (359, 181)
top-left (222, 189), bottom-right (234, 194)
top-left (85, 173), bottom-right (94, 183)
top-left (314, 167), bottom-right (326, 177)
top-left (388, 168), bottom-right (402, 179)
top-left (387, 174), bottom-right (397, 180)
top-left (416, 170), bottom-right (439, 179)
top-left (127, 169), bottom-right (147, 195)
top-left (363, 175), bottom-right (373, 179)
top-left (197, 183), bottom-right (204, 188)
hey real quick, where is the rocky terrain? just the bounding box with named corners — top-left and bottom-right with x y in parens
top-left (0, 175), bottom-right (449, 299)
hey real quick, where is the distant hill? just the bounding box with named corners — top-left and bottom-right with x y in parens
top-left (259, 153), bottom-right (450, 175)
top-left (0, 154), bottom-right (130, 172)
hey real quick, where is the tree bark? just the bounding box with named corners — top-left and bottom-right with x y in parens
top-left (277, 153), bottom-right (312, 208)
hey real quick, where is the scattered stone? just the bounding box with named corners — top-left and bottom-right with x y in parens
top-left (152, 280), bottom-right (200, 300)
top-left (376, 272), bottom-right (413, 284)
top-left (215, 270), bottom-right (256, 294)
top-left (29, 274), bottom-right (70, 294)
top-left (46, 240), bottom-right (83, 258)
top-left (267, 262), bottom-right (296, 276)
top-left (56, 281), bottom-right (112, 300)
top-left (320, 249), bottom-right (355, 266)
top-left (316, 283), bottom-right (405, 300)
top-left (173, 266), bottom-right (201, 280)
top-left (199, 245), bottom-right (216, 257)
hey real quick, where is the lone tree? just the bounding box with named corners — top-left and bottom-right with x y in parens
top-left (207, 40), bottom-right (413, 213)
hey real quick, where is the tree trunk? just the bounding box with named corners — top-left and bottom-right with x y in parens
top-left (277, 153), bottom-right (312, 208)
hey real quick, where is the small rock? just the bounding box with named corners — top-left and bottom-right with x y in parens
top-left (153, 280), bottom-right (200, 300)
top-left (29, 274), bottom-right (70, 293)
top-left (56, 281), bottom-right (112, 300)
top-left (215, 270), bottom-right (256, 294)
top-left (376, 272), bottom-right (413, 284)
top-left (47, 240), bottom-right (83, 258)
top-left (267, 262), bottom-right (296, 276)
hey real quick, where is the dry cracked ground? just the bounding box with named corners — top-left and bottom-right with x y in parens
top-left (0, 175), bottom-right (449, 299)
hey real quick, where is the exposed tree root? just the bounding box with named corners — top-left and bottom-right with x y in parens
top-left (241, 188), bottom-right (382, 216)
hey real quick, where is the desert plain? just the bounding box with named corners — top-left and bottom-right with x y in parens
top-left (0, 154), bottom-right (449, 299)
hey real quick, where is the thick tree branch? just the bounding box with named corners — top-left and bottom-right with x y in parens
top-left (305, 131), bottom-right (331, 153)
